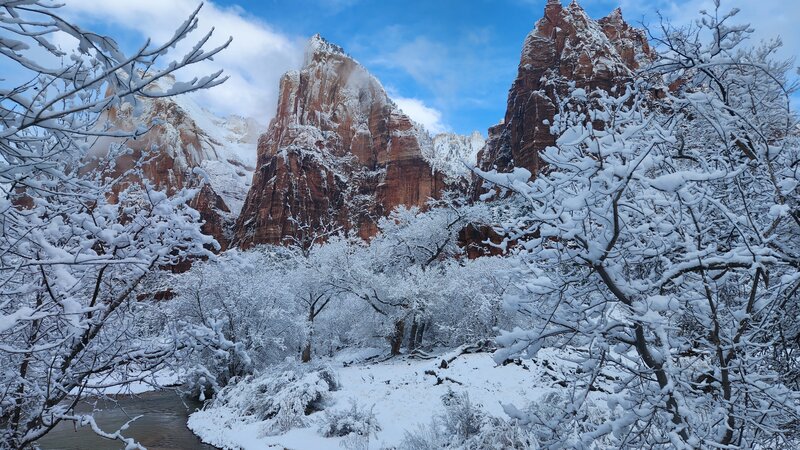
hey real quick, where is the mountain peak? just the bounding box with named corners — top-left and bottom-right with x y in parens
top-left (568, 0), bottom-right (583, 10)
top-left (476, 1), bottom-right (654, 182)
top-left (234, 33), bottom-right (445, 247)
top-left (603, 7), bottom-right (624, 25)
top-left (304, 34), bottom-right (347, 65)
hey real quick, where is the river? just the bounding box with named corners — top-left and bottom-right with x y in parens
top-left (35, 390), bottom-right (217, 450)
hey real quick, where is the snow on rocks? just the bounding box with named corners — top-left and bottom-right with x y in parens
top-left (424, 131), bottom-right (485, 178)
top-left (87, 75), bottom-right (262, 249)
top-left (96, 74), bottom-right (260, 217)
top-left (476, 1), bottom-right (654, 184)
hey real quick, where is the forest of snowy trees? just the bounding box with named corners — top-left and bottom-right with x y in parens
top-left (1, 0), bottom-right (799, 449)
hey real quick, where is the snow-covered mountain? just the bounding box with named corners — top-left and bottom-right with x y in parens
top-left (87, 76), bottom-right (262, 250)
top-left (477, 0), bottom-right (654, 179)
top-left (88, 50), bottom-right (486, 252)
top-left (86, 1), bottom-right (655, 253)
top-left (232, 35), bottom-right (450, 247)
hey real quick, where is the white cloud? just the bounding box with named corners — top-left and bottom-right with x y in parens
top-left (47, 1), bottom-right (458, 133)
top-left (393, 96), bottom-right (449, 134)
top-left (58, 0), bottom-right (305, 125)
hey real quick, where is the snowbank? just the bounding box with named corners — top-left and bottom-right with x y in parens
top-left (188, 349), bottom-right (572, 449)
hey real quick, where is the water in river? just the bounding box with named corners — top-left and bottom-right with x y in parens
top-left (35, 390), bottom-right (217, 450)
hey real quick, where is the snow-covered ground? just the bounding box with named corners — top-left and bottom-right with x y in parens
top-left (188, 347), bottom-right (577, 449)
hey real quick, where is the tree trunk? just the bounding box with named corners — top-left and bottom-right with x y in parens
top-left (407, 319), bottom-right (419, 352)
top-left (302, 307), bottom-right (315, 363)
top-left (416, 321), bottom-right (426, 348)
top-left (301, 341), bottom-right (312, 363)
top-left (390, 320), bottom-right (405, 356)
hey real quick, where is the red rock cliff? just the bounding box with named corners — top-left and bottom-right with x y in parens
top-left (233, 35), bottom-right (445, 247)
top-left (85, 82), bottom-right (258, 252)
top-left (476, 1), bottom-right (654, 179)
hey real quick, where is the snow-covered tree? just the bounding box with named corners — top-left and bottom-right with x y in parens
top-left (329, 199), bottom-right (491, 355)
top-left (0, 2), bottom-right (229, 446)
top-left (480, 4), bottom-right (800, 448)
top-left (430, 256), bottom-right (517, 347)
top-left (284, 235), bottom-right (351, 363)
top-left (165, 248), bottom-right (305, 398)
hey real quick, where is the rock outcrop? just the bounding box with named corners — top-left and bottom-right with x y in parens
top-left (476, 0), bottom-right (654, 179)
top-left (233, 35), bottom-right (447, 247)
top-left (86, 78), bottom-right (259, 251)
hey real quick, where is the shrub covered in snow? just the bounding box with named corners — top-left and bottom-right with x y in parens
top-left (401, 390), bottom-right (534, 450)
top-left (439, 390), bottom-right (484, 442)
top-left (317, 399), bottom-right (380, 438)
top-left (514, 391), bottom-right (613, 448)
top-left (201, 365), bottom-right (339, 435)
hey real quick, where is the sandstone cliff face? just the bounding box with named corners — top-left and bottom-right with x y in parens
top-left (87, 79), bottom-right (259, 251)
top-left (233, 36), bottom-right (447, 247)
top-left (477, 0), bottom-right (654, 178)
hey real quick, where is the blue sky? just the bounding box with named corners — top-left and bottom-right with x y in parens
top-left (41, 1), bottom-right (800, 135)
